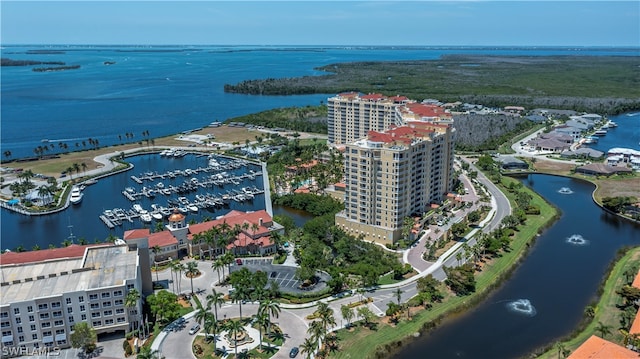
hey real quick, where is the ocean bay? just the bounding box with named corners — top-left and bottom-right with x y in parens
top-left (2, 45), bottom-right (638, 159)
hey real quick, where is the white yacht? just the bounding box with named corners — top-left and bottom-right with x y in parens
top-left (69, 186), bottom-right (83, 205)
top-left (140, 213), bottom-right (152, 223)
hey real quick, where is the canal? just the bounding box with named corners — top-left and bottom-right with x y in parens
top-left (392, 174), bottom-right (640, 359)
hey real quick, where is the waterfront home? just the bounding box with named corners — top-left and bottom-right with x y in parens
top-left (565, 119), bottom-right (593, 131)
top-left (561, 148), bottom-right (603, 159)
top-left (553, 125), bottom-right (583, 141)
top-left (527, 137), bottom-right (571, 153)
top-left (575, 163), bottom-right (633, 177)
top-left (494, 155), bottom-right (529, 170)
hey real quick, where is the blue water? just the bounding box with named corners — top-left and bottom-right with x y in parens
top-left (393, 175), bottom-right (640, 359)
top-left (0, 154), bottom-right (267, 250)
top-left (2, 45), bottom-right (638, 159)
top-left (587, 112), bottom-right (640, 152)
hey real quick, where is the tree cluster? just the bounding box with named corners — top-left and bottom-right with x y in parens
top-left (225, 105), bottom-right (328, 133)
top-left (453, 114), bottom-right (537, 152)
top-left (444, 263), bottom-right (476, 296)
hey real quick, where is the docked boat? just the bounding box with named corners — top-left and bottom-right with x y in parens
top-left (133, 203), bottom-right (145, 213)
top-left (608, 121), bottom-right (618, 128)
top-left (594, 129), bottom-right (608, 136)
top-left (140, 213), bottom-right (152, 223)
top-left (188, 204), bottom-right (199, 213)
top-left (69, 186), bottom-right (83, 205)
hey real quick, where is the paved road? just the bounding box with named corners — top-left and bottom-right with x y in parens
top-left (159, 304), bottom-right (309, 359)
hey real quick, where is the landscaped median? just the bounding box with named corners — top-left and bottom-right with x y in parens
top-left (328, 176), bottom-right (558, 359)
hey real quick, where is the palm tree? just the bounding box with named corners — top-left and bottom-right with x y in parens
top-left (186, 261), bottom-right (199, 295)
top-left (394, 288), bottom-right (403, 305)
top-left (175, 262), bottom-right (185, 293)
top-left (584, 305), bottom-right (596, 318)
top-left (225, 319), bottom-right (245, 358)
top-left (169, 260), bottom-right (180, 293)
top-left (307, 320), bottom-right (325, 347)
top-left (204, 312), bottom-right (219, 352)
top-left (194, 306), bottom-right (208, 327)
top-left (300, 337), bottom-right (317, 359)
top-left (72, 163), bottom-right (81, 178)
top-left (555, 341), bottom-right (568, 359)
top-left (253, 311), bottom-right (269, 351)
top-left (37, 185), bottom-right (52, 206)
top-left (258, 298), bottom-right (281, 338)
top-left (206, 289), bottom-right (225, 321)
top-left (317, 302), bottom-right (336, 334)
top-left (151, 245), bottom-right (161, 283)
top-left (230, 287), bottom-right (249, 321)
top-left (136, 346), bottom-right (160, 359)
top-left (595, 321), bottom-right (612, 338)
top-left (212, 258), bottom-right (224, 284)
top-left (125, 288), bottom-right (141, 333)
top-left (341, 305), bottom-right (354, 328)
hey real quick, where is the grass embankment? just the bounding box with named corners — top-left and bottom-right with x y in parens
top-left (329, 176), bottom-right (558, 359)
top-left (533, 246), bottom-right (640, 358)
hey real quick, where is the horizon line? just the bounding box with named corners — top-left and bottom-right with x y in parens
top-left (3, 44), bottom-right (640, 48)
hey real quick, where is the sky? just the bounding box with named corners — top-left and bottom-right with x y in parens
top-left (1, 1), bottom-right (639, 47)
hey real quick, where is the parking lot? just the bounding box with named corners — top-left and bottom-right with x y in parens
top-left (230, 260), bottom-right (330, 295)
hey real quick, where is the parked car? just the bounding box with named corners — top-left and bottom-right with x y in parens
top-left (189, 324), bottom-right (200, 335)
top-left (289, 347), bottom-right (299, 358)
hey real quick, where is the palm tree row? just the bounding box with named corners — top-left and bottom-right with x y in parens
top-left (193, 287), bottom-right (282, 357)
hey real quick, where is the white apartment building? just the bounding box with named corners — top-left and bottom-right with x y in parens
top-left (327, 92), bottom-right (453, 146)
top-left (327, 92), bottom-right (407, 145)
top-left (0, 245), bottom-right (143, 352)
top-left (329, 93), bottom-right (455, 244)
top-left (335, 121), bottom-right (455, 244)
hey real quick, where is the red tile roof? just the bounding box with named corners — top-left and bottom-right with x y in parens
top-left (149, 231), bottom-right (179, 248)
top-left (568, 335), bottom-right (637, 359)
top-left (294, 186), bottom-right (311, 194)
top-left (334, 182), bottom-right (346, 189)
top-left (188, 210), bottom-right (272, 240)
top-left (287, 160), bottom-right (318, 171)
top-left (360, 93), bottom-right (386, 101)
top-left (124, 229), bottom-right (151, 240)
top-left (337, 91), bottom-right (359, 99)
top-left (226, 233), bottom-right (273, 250)
top-left (389, 95), bottom-right (409, 103)
top-left (632, 269), bottom-right (640, 289)
top-left (401, 103), bottom-right (452, 119)
top-left (368, 125), bottom-right (434, 145)
top-left (0, 244), bottom-right (107, 265)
